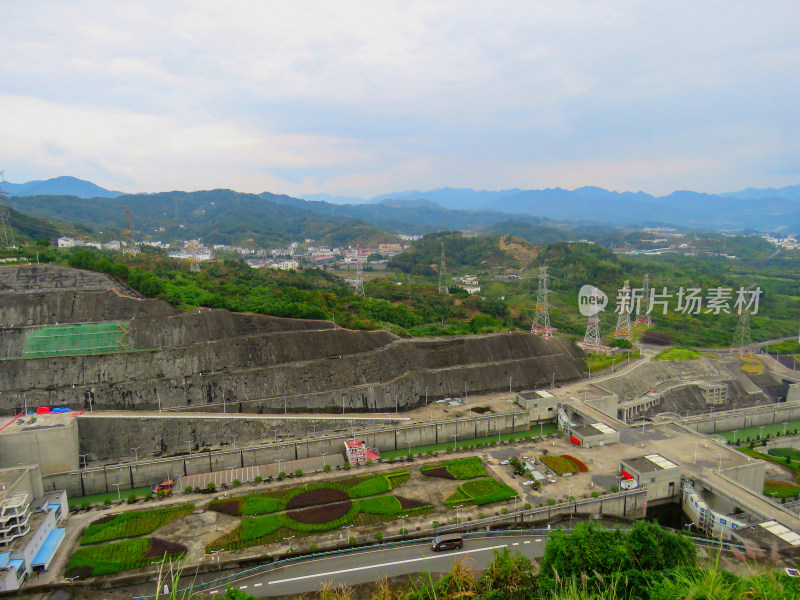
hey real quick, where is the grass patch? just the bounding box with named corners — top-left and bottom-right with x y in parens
top-left (717, 420), bottom-right (800, 442)
top-left (240, 495), bottom-right (281, 516)
top-left (421, 457), bottom-right (487, 479)
top-left (68, 486), bottom-right (154, 508)
top-left (540, 455), bottom-right (579, 476)
top-left (586, 350), bottom-right (641, 372)
top-left (769, 448), bottom-right (800, 461)
top-left (67, 538), bottom-right (185, 577)
top-left (765, 341), bottom-right (800, 354)
top-left (736, 446), bottom-right (800, 480)
top-left (80, 504), bottom-right (194, 545)
top-left (359, 495), bottom-right (403, 516)
top-left (653, 347), bottom-right (700, 361)
top-left (764, 481), bottom-right (800, 499)
top-left (380, 424), bottom-right (559, 460)
top-left (242, 514), bottom-right (284, 540)
top-left (445, 477), bottom-right (517, 507)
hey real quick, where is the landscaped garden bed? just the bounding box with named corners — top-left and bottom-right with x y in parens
top-left (540, 455), bottom-right (579, 476)
top-left (421, 457), bottom-right (486, 479)
top-left (67, 537), bottom-right (187, 577)
top-left (80, 504), bottom-right (194, 545)
top-left (288, 500), bottom-right (354, 524)
top-left (561, 455), bottom-right (589, 472)
top-left (286, 488), bottom-right (348, 509)
top-left (445, 477), bottom-right (517, 507)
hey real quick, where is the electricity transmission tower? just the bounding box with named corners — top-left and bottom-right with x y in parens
top-left (583, 314), bottom-right (602, 349)
top-left (732, 310), bottom-right (752, 355)
top-left (354, 246), bottom-right (365, 298)
top-left (121, 208), bottom-right (137, 254)
top-left (614, 280), bottom-right (633, 340)
top-left (0, 171), bottom-right (15, 248)
top-left (438, 242), bottom-right (448, 294)
top-left (530, 266), bottom-right (553, 338)
top-left (635, 273), bottom-right (652, 326)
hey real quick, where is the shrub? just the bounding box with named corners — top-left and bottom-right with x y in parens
top-left (591, 491), bottom-right (599, 498)
top-left (375, 532), bottom-right (383, 541)
top-left (547, 498), bottom-right (556, 505)
top-left (81, 502), bottom-right (91, 510)
top-left (310, 544), bottom-right (318, 551)
top-left (432, 520), bottom-right (440, 528)
top-left (232, 479), bottom-right (241, 487)
top-left (611, 485), bottom-right (619, 493)
top-left (524, 503), bottom-right (532, 509)
top-left (127, 495), bottom-right (137, 504)
top-left (324, 464), bottom-right (332, 472)
top-left (349, 536), bottom-right (357, 545)
top-left (278, 472), bottom-right (286, 480)
top-left (501, 508), bottom-right (508, 515)
top-left (207, 482), bottom-right (216, 492)
top-left (295, 469), bottom-right (303, 477)
top-left (254, 475), bottom-right (263, 483)
top-left (104, 498), bottom-right (112, 506)
top-left (184, 486), bottom-right (193, 494)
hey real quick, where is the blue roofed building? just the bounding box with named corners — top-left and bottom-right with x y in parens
top-left (0, 466), bottom-right (67, 592)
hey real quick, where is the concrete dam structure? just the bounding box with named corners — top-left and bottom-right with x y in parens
top-left (0, 265), bottom-right (587, 415)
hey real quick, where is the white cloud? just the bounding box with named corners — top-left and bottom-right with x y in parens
top-left (1, 1), bottom-right (799, 196)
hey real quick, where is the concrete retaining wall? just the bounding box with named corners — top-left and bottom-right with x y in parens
top-left (46, 410), bottom-right (532, 496)
top-left (681, 403), bottom-right (800, 435)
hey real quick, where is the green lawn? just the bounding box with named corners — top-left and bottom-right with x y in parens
top-left (67, 538), bottom-right (185, 577)
top-left (445, 477), bottom-right (517, 507)
top-left (68, 486), bottom-right (154, 508)
top-left (421, 456), bottom-right (487, 479)
top-left (769, 448), bottom-right (800, 461)
top-left (764, 482), bottom-right (800, 499)
top-left (716, 420), bottom-right (800, 441)
top-left (80, 504), bottom-right (194, 545)
top-left (653, 348), bottom-right (701, 361)
top-left (381, 423), bottom-right (559, 460)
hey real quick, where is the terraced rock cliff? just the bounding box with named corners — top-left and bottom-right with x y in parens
top-left (0, 264), bottom-right (586, 414)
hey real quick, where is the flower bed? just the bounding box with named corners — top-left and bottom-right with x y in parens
top-left (286, 488), bottom-right (348, 510)
top-left (421, 466), bottom-right (454, 479)
top-left (421, 457), bottom-right (486, 480)
top-left (80, 504), bottom-right (194, 545)
top-left (396, 496), bottom-right (430, 510)
top-left (288, 500), bottom-right (353, 524)
top-left (561, 455), bottom-right (589, 473)
top-left (540, 455), bottom-right (579, 476)
top-left (208, 499), bottom-right (242, 516)
top-left (282, 501), bottom-right (360, 532)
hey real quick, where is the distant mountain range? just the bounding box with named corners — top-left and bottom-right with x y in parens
top-left (5, 176), bottom-right (800, 232)
top-left (2, 176), bottom-right (123, 198)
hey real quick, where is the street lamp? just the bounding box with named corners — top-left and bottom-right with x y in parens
top-left (430, 408), bottom-right (435, 423)
top-left (716, 454), bottom-right (722, 473)
top-left (321, 452), bottom-right (328, 467)
top-left (79, 453), bottom-right (89, 470)
top-left (694, 442), bottom-right (699, 464)
top-left (131, 447), bottom-right (140, 465)
top-left (407, 439), bottom-right (414, 458)
top-left (230, 434), bottom-right (238, 449)
top-left (275, 459), bottom-right (283, 476)
top-left (509, 376), bottom-right (512, 393)
top-left (759, 425), bottom-right (765, 440)
top-left (400, 515), bottom-right (407, 536)
top-left (425, 386), bottom-right (429, 405)
top-left (453, 432), bottom-right (459, 451)
top-left (112, 482), bottom-right (122, 502)
top-left (185, 440), bottom-right (192, 456)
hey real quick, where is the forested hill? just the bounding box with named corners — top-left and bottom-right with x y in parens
top-left (388, 231), bottom-right (537, 276)
top-left (3, 190), bottom-right (399, 248)
top-left (0, 202), bottom-right (88, 244)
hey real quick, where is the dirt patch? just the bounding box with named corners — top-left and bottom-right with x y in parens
top-left (288, 500), bottom-right (352, 524)
top-left (396, 496), bottom-right (430, 510)
top-left (286, 488), bottom-right (348, 509)
top-left (91, 514), bottom-right (116, 525)
top-left (421, 467), bottom-right (455, 480)
top-left (470, 406), bottom-right (493, 415)
top-left (65, 565), bottom-right (93, 579)
top-left (145, 538), bottom-right (188, 559)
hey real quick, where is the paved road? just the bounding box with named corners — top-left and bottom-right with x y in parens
top-left (186, 534), bottom-right (547, 598)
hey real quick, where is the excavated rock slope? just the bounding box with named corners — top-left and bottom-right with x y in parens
top-left (0, 264), bottom-right (585, 413)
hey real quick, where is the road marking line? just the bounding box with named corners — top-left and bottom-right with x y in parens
top-left (512, 542), bottom-right (519, 546)
top-left (523, 540), bottom-right (530, 544)
top-left (535, 538), bottom-right (542, 542)
top-left (268, 544), bottom-right (507, 585)
top-left (240, 585), bottom-right (247, 589)
top-left (254, 583), bottom-right (262, 587)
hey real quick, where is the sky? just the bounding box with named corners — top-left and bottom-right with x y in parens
top-left (1, 1), bottom-right (799, 198)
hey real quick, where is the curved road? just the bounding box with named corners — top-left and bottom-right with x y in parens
top-left (134, 534), bottom-right (549, 598)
